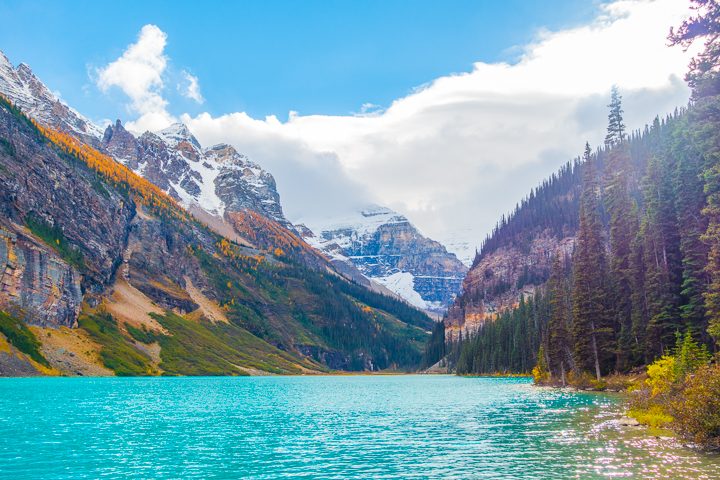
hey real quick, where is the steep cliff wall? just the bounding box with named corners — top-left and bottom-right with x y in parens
top-left (0, 225), bottom-right (82, 327)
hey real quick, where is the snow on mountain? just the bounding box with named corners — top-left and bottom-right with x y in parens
top-left (440, 235), bottom-right (477, 267)
top-left (0, 51), bottom-right (104, 143)
top-left (102, 120), bottom-right (288, 224)
top-left (301, 206), bottom-right (405, 257)
top-left (0, 50), bottom-right (287, 229)
top-left (300, 205), bottom-right (468, 315)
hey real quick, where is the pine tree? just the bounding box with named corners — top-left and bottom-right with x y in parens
top-left (668, 0), bottom-right (720, 100)
top-left (603, 88), bottom-right (636, 370)
top-left (572, 143), bottom-right (613, 380)
top-left (672, 125), bottom-right (711, 344)
top-left (605, 86), bottom-right (626, 147)
top-left (629, 206), bottom-right (649, 364)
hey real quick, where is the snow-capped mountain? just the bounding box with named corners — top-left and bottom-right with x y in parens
top-left (0, 51), bottom-right (103, 145)
top-left (0, 50), bottom-right (288, 232)
top-left (300, 206), bottom-right (468, 314)
top-left (102, 120), bottom-right (288, 225)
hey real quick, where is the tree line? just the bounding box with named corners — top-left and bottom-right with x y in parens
top-left (442, 1), bottom-right (720, 380)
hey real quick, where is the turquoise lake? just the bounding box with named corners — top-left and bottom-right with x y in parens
top-left (0, 375), bottom-right (717, 479)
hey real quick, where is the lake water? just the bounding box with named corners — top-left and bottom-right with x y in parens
top-left (0, 375), bottom-right (717, 479)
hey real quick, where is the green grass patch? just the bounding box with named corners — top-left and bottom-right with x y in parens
top-left (0, 311), bottom-right (49, 366)
top-left (126, 324), bottom-right (156, 344)
top-left (78, 312), bottom-right (154, 376)
top-left (25, 213), bottom-right (84, 269)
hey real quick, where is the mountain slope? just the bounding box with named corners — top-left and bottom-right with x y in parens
top-left (0, 94), bottom-right (432, 375)
top-left (445, 161), bottom-right (582, 339)
top-left (0, 51), bottom-right (103, 145)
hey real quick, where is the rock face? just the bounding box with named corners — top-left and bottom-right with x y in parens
top-left (0, 226), bottom-right (82, 327)
top-left (0, 51), bottom-right (103, 146)
top-left (302, 206), bottom-right (468, 314)
top-left (445, 232), bottom-right (575, 340)
top-left (206, 144), bottom-right (287, 225)
top-left (0, 102), bottom-right (135, 294)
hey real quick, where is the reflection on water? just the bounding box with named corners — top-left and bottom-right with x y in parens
top-left (0, 375), bottom-right (717, 479)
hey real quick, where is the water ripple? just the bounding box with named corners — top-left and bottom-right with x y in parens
top-left (0, 376), bottom-right (717, 479)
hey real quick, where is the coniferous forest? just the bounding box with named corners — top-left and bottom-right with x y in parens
top-left (444, 1), bottom-right (720, 377)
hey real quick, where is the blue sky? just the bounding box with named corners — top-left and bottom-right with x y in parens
top-left (0, 1), bottom-right (692, 260)
top-left (1, 0), bottom-right (597, 121)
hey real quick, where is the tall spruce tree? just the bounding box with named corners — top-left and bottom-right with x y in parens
top-left (629, 203), bottom-right (650, 364)
top-left (605, 86), bottom-right (626, 147)
top-left (671, 122), bottom-right (711, 344)
top-left (572, 143), bottom-right (613, 380)
top-left (603, 88), bottom-right (636, 370)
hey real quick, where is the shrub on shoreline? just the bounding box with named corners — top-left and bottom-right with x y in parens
top-left (670, 362), bottom-right (720, 449)
top-left (627, 332), bottom-right (718, 449)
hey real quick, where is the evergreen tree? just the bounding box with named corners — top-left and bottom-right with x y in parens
top-left (605, 86), bottom-right (626, 147)
top-left (629, 205), bottom-right (650, 364)
top-left (572, 143), bottom-right (613, 380)
top-left (668, 0), bottom-right (720, 100)
top-left (641, 155), bottom-right (684, 355)
top-left (603, 88), bottom-right (636, 370)
top-left (672, 125), bottom-right (711, 344)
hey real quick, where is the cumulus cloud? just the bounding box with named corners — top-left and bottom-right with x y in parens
top-left (180, 70), bottom-right (203, 103)
top-left (103, 1), bottom-right (697, 262)
top-left (96, 24), bottom-right (174, 132)
top-left (182, 0), bottom-right (694, 261)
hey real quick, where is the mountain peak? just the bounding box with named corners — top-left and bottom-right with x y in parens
top-left (16, 63), bottom-right (33, 75)
top-left (0, 50), bottom-right (12, 70)
top-left (301, 205), bottom-right (467, 314)
top-left (158, 123), bottom-right (201, 150)
top-left (205, 143), bottom-right (252, 165)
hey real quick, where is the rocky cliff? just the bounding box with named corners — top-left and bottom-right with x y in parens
top-left (0, 225), bottom-right (82, 327)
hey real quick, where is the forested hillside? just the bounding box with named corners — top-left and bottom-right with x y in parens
top-left (432, 1), bottom-right (720, 381)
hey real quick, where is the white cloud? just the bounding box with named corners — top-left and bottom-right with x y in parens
top-left (108, 1), bottom-right (697, 262)
top-left (96, 24), bottom-right (174, 132)
top-left (180, 70), bottom-right (203, 103)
